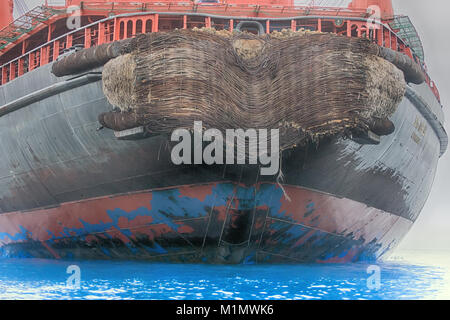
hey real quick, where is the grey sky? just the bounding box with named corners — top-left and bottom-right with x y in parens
top-left (392, 0), bottom-right (450, 251)
top-left (17, 0), bottom-right (450, 250)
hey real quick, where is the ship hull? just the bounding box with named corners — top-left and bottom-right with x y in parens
top-left (0, 62), bottom-right (445, 263)
top-left (0, 182), bottom-right (412, 263)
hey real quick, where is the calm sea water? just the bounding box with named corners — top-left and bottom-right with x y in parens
top-left (0, 250), bottom-right (449, 300)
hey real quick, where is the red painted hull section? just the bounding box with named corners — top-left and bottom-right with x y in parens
top-left (0, 182), bottom-right (412, 263)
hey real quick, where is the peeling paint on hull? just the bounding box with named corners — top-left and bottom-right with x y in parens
top-left (0, 183), bottom-right (412, 263)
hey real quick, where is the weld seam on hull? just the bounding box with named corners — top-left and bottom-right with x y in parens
top-left (200, 194), bottom-right (218, 253)
top-left (267, 216), bottom-right (348, 238)
top-left (256, 250), bottom-right (305, 263)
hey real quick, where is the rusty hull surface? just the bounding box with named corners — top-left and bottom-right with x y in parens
top-left (0, 182), bottom-right (412, 263)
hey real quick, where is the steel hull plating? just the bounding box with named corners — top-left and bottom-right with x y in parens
top-left (0, 63), bottom-right (444, 263)
top-left (0, 183), bottom-right (412, 263)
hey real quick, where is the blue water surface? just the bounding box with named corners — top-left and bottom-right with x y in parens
top-left (0, 250), bottom-right (449, 300)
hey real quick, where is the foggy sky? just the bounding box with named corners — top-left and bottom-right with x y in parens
top-left (392, 0), bottom-right (450, 251)
top-left (18, 0), bottom-right (450, 250)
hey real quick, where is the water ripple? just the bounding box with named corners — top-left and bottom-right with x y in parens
top-left (0, 250), bottom-right (449, 300)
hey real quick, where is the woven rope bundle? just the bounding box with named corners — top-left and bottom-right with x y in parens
top-left (100, 29), bottom-right (406, 151)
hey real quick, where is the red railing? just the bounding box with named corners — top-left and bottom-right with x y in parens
top-left (0, 9), bottom-right (441, 103)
